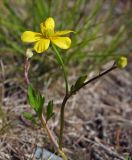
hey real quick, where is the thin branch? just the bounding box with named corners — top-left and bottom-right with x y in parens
top-left (71, 65), bottom-right (117, 94)
top-left (59, 64), bottom-right (117, 149)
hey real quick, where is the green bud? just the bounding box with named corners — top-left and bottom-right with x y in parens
top-left (117, 56), bottom-right (127, 69)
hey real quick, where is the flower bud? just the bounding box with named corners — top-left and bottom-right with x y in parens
top-left (117, 56), bottom-right (127, 69)
top-left (26, 48), bottom-right (33, 58)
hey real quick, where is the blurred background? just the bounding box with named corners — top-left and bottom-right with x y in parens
top-left (0, 0), bottom-right (132, 160)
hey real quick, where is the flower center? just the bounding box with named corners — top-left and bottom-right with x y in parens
top-left (43, 29), bottom-right (54, 38)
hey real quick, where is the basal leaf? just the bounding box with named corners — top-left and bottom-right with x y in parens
top-left (27, 85), bottom-right (45, 117)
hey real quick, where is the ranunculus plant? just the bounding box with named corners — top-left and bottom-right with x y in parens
top-left (21, 17), bottom-right (127, 160)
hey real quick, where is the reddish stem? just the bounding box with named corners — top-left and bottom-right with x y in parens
top-left (24, 57), bottom-right (30, 85)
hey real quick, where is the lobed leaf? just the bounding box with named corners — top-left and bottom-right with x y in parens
top-left (27, 85), bottom-right (45, 117)
top-left (46, 100), bottom-right (54, 122)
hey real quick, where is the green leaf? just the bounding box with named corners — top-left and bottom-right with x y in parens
top-left (27, 85), bottom-right (36, 109)
top-left (27, 85), bottom-right (45, 117)
top-left (46, 100), bottom-right (54, 122)
top-left (23, 112), bottom-right (33, 121)
top-left (23, 112), bottom-right (37, 124)
top-left (71, 75), bottom-right (87, 93)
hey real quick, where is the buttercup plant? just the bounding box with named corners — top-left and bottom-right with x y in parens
top-left (21, 17), bottom-right (128, 160)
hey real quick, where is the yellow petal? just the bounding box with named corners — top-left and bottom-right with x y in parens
top-left (51, 37), bottom-right (71, 49)
top-left (45, 17), bottom-right (55, 30)
top-left (40, 17), bottom-right (55, 37)
top-left (34, 39), bottom-right (50, 53)
top-left (21, 31), bottom-right (42, 43)
top-left (54, 30), bottom-right (74, 36)
top-left (40, 23), bottom-right (46, 35)
top-left (41, 17), bottom-right (55, 34)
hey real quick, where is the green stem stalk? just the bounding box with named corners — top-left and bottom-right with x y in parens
top-left (59, 94), bottom-right (69, 149)
top-left (53, 44), bottom-right (117, 152)
top-left (52, 45), bottom-right (69, 94)
top-left (59, 64), bottom-right (117, 150)
top-left (52, 45), bottom-right (69, 150)
top-left (52, 45), bottom-right (70, 150)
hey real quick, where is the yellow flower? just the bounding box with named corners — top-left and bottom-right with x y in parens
top-left (21, 17), bottom-right (74, 53)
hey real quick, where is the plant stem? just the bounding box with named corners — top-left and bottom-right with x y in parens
top-left (52, 45), bottom-right (70, 150)
top-left (24, 57), bottom-right (58, 148)
top-left (24, 57), bottom-right (30, 85)
top-left (52, 45), bottom-right (69, 95)
top-left (58, 150), bottom-right (68, 160)
top-left (72, 65), bottom-right (117, 94)
top-left (24, 56), bottom-right (68, 159)
top-left (59, 94), bottom-right (69, 149)
top-left (40, 113), bottom-right (59, 149)
top-left (40, 113), bottom-right (68, 160)
top-left (59, 64), bottom-right (117, 149)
